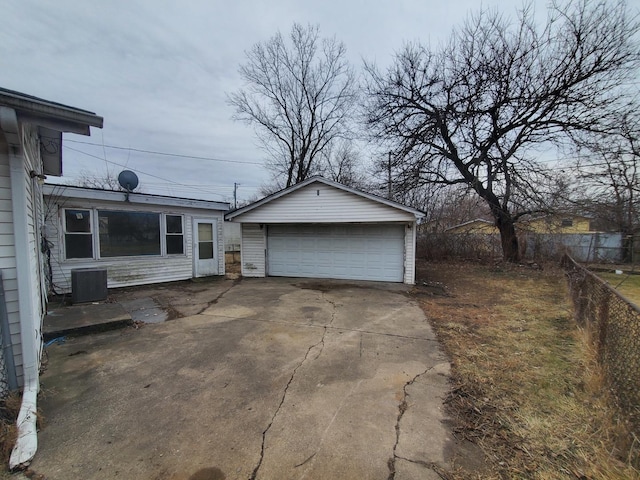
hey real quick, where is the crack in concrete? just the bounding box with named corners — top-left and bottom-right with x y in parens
top-left (395, 456), bottom-right (449, 480)
top-left (387, 365), bottom-right (436, 480)
top-left (250, 329), bottom-right (326, 480)
top-left (193, 278), bottom-right (241, 315)
top-left (240, 317), bottom-right (440, 343)
top-left (313, 292), bottom-right (338, 360)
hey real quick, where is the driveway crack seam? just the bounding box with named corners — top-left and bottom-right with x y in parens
top-left (194, 278), bottom-right (241, 315)
top-left (394, 456), bottom-right (449, 480)
top-left (314, 292), bottom-right (337, 359)
top-left (250, 331), bottom-right (325, 480)
top-left (387, 365), bottom-right (436, 480)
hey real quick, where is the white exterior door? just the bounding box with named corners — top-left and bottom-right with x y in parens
top-left (267, 224), bottom-right (405, 282)
top-left (193, 219), bottom-right (218, 277)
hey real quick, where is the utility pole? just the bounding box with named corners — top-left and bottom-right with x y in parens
top-left (233, 182), bottom-right (239, 209)
top-left (387, 151), bottom-right (392, 200)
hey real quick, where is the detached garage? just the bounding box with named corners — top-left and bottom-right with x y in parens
top-left (225, 177), bottom-right (424, 284)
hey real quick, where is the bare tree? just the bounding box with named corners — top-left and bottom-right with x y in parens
top-left (74, 169), bottom-right (145, 193)
top-left (228, 23), bottom-right (357, 187)
top-left (364, 1), bottom-right (640, 261)
top-left (574, 115), bottom-right (640, 259)
top-left (76, 170), bottom-right (122, 190)
top-left (318, 140), bottom-right (367, 188)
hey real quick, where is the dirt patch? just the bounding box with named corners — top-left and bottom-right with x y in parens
top-left (413, 259), bottom-right (639, 479)
top-left (297, 282), bottom-right (363, 292)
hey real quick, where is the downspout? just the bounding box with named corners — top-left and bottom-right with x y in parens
top-left (8, 148), bottom-right (40, 469)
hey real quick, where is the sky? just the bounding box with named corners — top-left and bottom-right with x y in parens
top-left (2, 0), bottom-right (639, 205)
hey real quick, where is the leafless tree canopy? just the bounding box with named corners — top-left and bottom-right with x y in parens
top-left (76, 170), bottom-right (124, 191)
top-left (317, 140), bottom-right (367, 189)
top-left (364, 0), bottom-right (640, 261)
top-left (572, 113), bottom-right (640, 258)
top-left (228, 23), bottom-right (357, 188)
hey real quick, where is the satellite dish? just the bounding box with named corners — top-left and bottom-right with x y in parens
top-left (118, 170), bottom-right (139, 192)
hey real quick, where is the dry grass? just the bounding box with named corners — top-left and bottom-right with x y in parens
top-left (595, 271), bottom-right (640, 308)
top-left (0, 392), bottom-right (21, 467)
top-left (413, 260), bottom-right (639, 479)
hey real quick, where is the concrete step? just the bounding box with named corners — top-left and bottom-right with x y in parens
top-left (43, 302), bottom-right (133, 341)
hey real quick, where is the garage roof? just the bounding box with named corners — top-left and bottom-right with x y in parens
top-left (226, 176), bottom-right (425, 222)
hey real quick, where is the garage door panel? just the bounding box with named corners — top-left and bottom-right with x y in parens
top-left (267, 224), bottom-right (404, 282)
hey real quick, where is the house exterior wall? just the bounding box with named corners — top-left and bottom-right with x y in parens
top-left (0, 133), bottom-right (21, 387)
top-left (44, 193), bottom-right (225, 293)
top-left (522, 216), bottom-right (591, 234)
top-left (233, 183), bottom-right (416, 224)
top-left (240, 224), bottom-right (266, 277)
top-left (0, 122), bottom-right (47, 387)
top-left (448, 216), bottom-right (592, 235)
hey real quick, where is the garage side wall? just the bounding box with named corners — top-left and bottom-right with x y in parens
top-left (241, 224), bottom-right (265, 277)
top-left (404, 223), bottom-right (417, 284)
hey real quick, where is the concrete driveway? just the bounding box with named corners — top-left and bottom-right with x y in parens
top-left (30, 278), bottom-right (452, 480)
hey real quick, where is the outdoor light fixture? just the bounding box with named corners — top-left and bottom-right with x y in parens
top-left (29, 170), bottom-right (47, 185)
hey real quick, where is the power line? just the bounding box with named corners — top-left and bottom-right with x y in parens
top-left (64, 139), bottom-right (264, 165)
top-left (63, 145), bottom-right (230, 200)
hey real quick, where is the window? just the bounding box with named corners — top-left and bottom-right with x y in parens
top-left (165, 215), bottom-right (184, 255)
top-left (98, 210), bottom-right (160, 257)
top-left (62, 209), bottom-right (187, 259)
top-left (64, 209), bottom-right (93, 258)
top-left (561, 218), bottom-right (573, 227)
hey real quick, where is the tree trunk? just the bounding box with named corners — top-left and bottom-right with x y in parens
top-left (496, 217), bottom-right (520, 262)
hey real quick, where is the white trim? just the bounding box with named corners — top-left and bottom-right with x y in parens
top-left (44, 184), bottom-right (229, 211)
top-left (226, 176), bottom-right (425, 221)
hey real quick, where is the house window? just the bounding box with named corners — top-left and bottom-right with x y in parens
top-left (165, 215), bottom-right (184, 255)
top-left (64, 209), bottom-right (93, 258)
top-left (561, 218), bottom-right (573, 227)
top-left (98, 210), bottom-right (161, 257)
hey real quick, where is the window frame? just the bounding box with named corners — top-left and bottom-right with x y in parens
top-left (164, 214), bottom-right (185, 256)
top-left (61, 207), bottom-right (187, 260)
top-left (62, 208), bottom-right (95, 260)
top-left (561, 218), bottom-right (574, 228)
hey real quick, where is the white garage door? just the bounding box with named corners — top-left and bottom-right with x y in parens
top-left (267, 224), bottom-right (405, 282)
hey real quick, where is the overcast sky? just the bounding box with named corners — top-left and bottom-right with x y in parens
top-left (2, 0), bottom-right (639, 204)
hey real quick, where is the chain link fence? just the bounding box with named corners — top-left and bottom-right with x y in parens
top-left (561, 254), bottom-right (640, 447)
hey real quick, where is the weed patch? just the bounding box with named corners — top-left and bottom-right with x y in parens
top-left (0, 392), bottom-right (20, 467)
top-left (414, 260), bottom-right (639, 479)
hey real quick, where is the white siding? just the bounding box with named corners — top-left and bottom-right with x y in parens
top-left (241, 224), bottom-right (265, 277)
top-left (0, 122), bottom-right (47, 387)
top-left (404, 224), bottom-right (417, 284)
top-left (0, 137), bottom-right (22, 385)
top-left (44, 194), bottom-right (225, 293)
top-left (234, 182), bottom-right (416, 223)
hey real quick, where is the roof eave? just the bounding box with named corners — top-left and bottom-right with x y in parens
top-left (43, 184), bottom-right (230, 211)
top-left (0, 90), bottom-right (103, 134)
